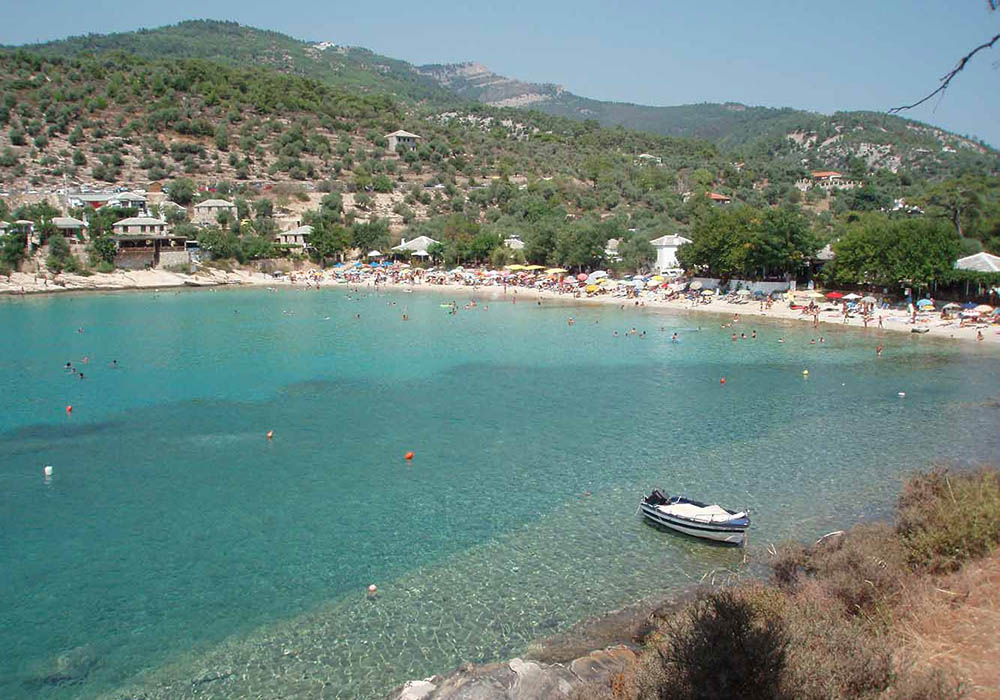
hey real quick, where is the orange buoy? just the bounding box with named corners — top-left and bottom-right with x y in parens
top-left (266, 430), bottom-right (274, 440)
top-left (66, 405), bottom-right (73, 414)
top-left (404, 451), bottom-right (414, 460)
top-left (719, 378), bottom-right (726, 385)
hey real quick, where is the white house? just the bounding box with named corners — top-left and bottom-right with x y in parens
top-left (649, 234), bottom-right (692, 272)
top-left (392, 235), bottom-right (439, 255)
top-left (955, 252), bottom-right (1000, 273)
top-left (604, 238), bottom-right (621, 261)
top-left (503, 235), bottom-right (525, 251)
top-left (386, 130), bottom-right (421, 152)
top-left (193, 199), bottom-right (237, 226)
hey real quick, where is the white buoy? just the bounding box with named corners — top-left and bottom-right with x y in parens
top-left (898, 392), bottom-right (906, 397)
top-left (43, 465), bottom-right (53, 477)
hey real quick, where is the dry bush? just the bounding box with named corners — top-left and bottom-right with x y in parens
top-left (649, 587), bottom-right (788, 700)
top-left (780, 587), bottom-right (893, 699)
top-left (770, 524), bottom-right (906, 624)
top-left (897, 467), bottom-right (1000, 573)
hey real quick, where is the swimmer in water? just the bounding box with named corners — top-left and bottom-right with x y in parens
top-left (671, 332), bottom-right (678, 342)
top-left (778, 337), bottom-right (785, 343)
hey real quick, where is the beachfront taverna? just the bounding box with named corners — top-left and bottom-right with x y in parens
top-left (650, 234), bottom-right (691, 272)
top-left (392, 235), bottom-right (439, 256)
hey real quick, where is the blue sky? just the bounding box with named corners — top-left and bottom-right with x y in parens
top-left (3, 0), bottom-right (998, 146)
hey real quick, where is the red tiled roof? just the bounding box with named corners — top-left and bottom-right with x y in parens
top-left (707, 192), bottom-right (731, 201)
top-left (811, 171), bottom-right (842, 178)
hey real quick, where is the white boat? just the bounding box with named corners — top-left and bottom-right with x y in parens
top-left (639, 490), bottom-right (749, 545)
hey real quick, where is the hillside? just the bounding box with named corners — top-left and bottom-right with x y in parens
top-left (12, 19), bottom-right (458, 106)
top-left (14, 19), bottom-right (999, 177)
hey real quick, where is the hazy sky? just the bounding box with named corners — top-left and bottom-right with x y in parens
top-left (3, 0), bottom-right (998, 146)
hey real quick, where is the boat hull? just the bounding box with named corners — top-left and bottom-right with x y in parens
top-left (639, 503), bottom-right (747, 545)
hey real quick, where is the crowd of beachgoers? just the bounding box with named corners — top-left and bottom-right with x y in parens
top-left (2, 261), bottom-right (998, 344)
top-left (271, 262), bottom-right (1000, 344)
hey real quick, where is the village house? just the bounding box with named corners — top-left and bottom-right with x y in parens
top-left (112, 216), bottom-right (169, 236)
top-left (634, 153), bottom-right (662, 166)
top-left (51, 216), bottom-right (88, 243)
top-left (706, 192), bottom-right (732, 205)
top-left (503, 235), bottom-right (525, 251)
top-left (386, 130), bottom-right (421, 152)
top-left (275, 225), bottom-right (313, 249)
top-left (795, 171), bottom-right (861, 192)
top-left (192, 199), bottom-right (237, 226)
top-left (649, 234), bottom-right (692, 272)
top-left (391, 235), bottom-right (440, 258)
top-left (0, 221), bottom-right (8, 237)
top-left (70, 191), bottom-right (149, 215)
top-left (604, 238), bottom-right (621, 261)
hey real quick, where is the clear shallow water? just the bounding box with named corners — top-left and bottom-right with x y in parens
top-left (1, 287), bottom-right (998, 699)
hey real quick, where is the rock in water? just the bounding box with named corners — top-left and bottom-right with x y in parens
top-left (37, 644), bottom-right (100, 687)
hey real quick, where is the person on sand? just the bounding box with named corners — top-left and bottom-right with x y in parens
top-left (878, 314), bottom-right (884, 329)
top-left (977, 331), bottom-right (984, 342)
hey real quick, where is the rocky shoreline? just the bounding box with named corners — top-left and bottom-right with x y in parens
top-left (385, 593), bottom-right (689, 699)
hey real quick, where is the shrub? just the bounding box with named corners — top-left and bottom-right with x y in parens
top-left (897, 467), bottom-right (1000, 572)
top-left (654, 588), bottom-right (788, 700)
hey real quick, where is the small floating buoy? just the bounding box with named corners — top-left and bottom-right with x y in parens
top-left (43, 466), bottom-right (53, 477)
top-left (404, 451), bottom-right (414, 460)
top-left (719, 377), bottom-right (726, 385)
top-left (802, 369), bottom-right (809, 376)
top-left (898, 392), bottom-right (906, 397)
top-left (367, 584), bottom-right (377, 598)
top-left (266, 430), bottom-right (274, 440)
top-left (66, 405), bottom-right (72, 414)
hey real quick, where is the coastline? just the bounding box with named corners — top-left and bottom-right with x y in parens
top-left (4, 267), bottom-right (997, 345)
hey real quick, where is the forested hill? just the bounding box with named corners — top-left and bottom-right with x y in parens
top-left (10, 20), bottom-right (458, 105)
top-left (14, 19), bottom-right (998, 170)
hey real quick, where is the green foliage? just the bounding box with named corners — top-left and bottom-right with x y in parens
top-left (1, 232), bottom-right (27, 272)
top-left (677, 205), bottom-right (817, 278)
top-left (827, 215), bottom-right (959, 288)
top-left (897, 468), bottom-right (1000, 573)
top-left (168, 177), bottom-right (196, 205)
top-left (88, 235), bottom-right (117, 265)
top-left (46, 233), bottom-right (77, 273)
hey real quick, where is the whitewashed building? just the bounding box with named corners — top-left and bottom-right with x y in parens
top-left (650, 234), bottom-right (692, 272)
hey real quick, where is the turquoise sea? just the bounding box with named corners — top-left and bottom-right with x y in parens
top-left (1, 286), bottom-right (998, 699)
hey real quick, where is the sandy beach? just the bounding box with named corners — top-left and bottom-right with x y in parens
top-left (2, 266), bottom-right (998, 346)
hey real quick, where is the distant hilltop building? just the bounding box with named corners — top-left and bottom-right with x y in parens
top-left (795, 171), bottom-right (861, 192)
top-left (386, 130), bottom-right (421, 152)
top-left (634, 153), bottom-right (662, 166)
top-left (706, 192), bottom-right (732, 204)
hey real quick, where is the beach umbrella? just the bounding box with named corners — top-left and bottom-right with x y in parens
top-left (506, 264), bottom-right (525, 271)
top-left (975, 304), bottom-right (994, 313)
top-left (992, 308), bottom-right (1000, 316)
top-left (942, 302), bottom-right (961, 310)
top-left (523, 264), bottom-right (545, 271)
top-left (545, 268), bottom-right (568, 274)
top-left (367, 250), bottom-right (382, 258)
top-left (689, 281), bottom-right (703, 290)
top-left (843, 293), bottom-right (862, 300)
top-left (861, 295), bottom-right (876, 303)
top-left (916, 298), bottom-right (934, 308)
top-left (701, 289), bottom-right (715, 296)
top-left (577, 273), bottom-right (588, 281)
top-left (585, 284), bottom-right (599, 293)
top-left (736, 289), bottom-right (751, 296)
top-left (826, 291), bottom-right (844, 299)
top-left (962, 302), bottom-right (978, 309)
top-left (591, 270), bottom-right (608, 279)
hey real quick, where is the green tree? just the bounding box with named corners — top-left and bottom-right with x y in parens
top-left (88, 236), bottom-right (117, 265)
top-left (46, 234), bottom-right (77, 273)
top-left (168, 177), bottom-right (196, 206)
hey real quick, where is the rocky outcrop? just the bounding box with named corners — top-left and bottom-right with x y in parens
top-left (386, 647), bottom-right (636, 700)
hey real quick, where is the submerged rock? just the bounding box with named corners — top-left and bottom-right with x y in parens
top-left (34, 644), bottom-right (100, 687)
top-left (385, 646), bottom-right (636, 699)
